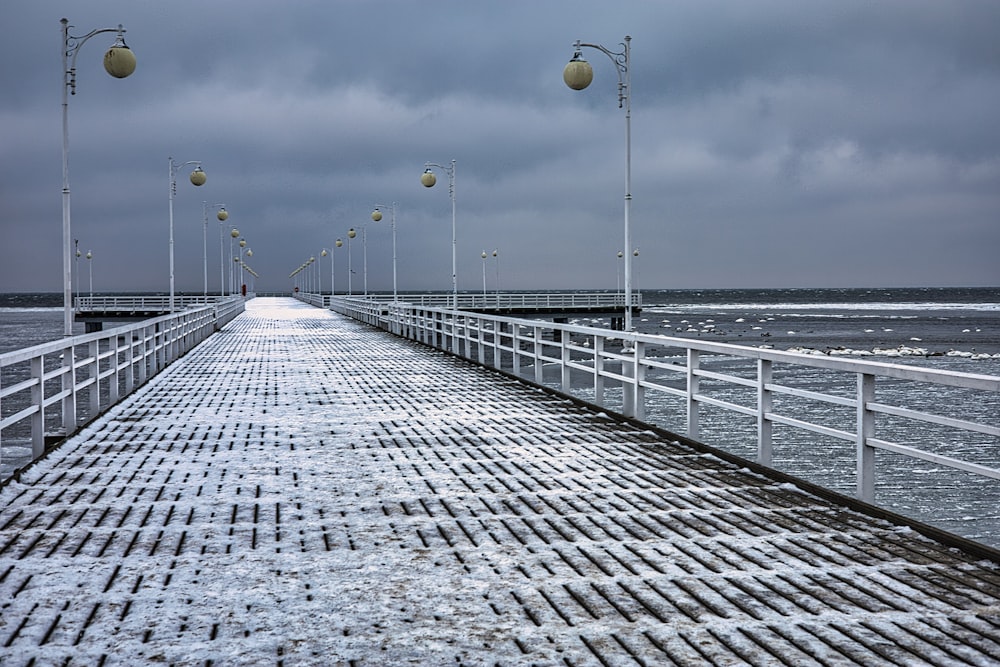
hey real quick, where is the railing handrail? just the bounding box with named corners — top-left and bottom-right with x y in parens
top-left (295, 291), bottom-right (641, 310)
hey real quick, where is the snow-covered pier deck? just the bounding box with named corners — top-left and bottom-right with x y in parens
top-left (2, 298), bottom-right (999, 665)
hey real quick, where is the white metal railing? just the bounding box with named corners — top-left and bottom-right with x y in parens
top-left (328, 296), bottom-right (1000, 509)
top-left (295, 290), bottom-right (640, 312)
top-left (1, 299), bottom-right (244, 474)
top-left (75, 294), bottom-right (248, 313)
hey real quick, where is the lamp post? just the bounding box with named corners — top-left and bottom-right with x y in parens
top-left (86, 250), bottom-right (94, 297)
top-left (229, 228), bottom-right (240, 295)
top-left (167, 158), bottom-right (207, 311)
top-left (492, 249), bottom-right (500, 299)
top-left (481, 251), bottom-right (488, 297)
top-left (564, 35), bottom-right (633, 331)
top-left (74, 240), bottom-right (81, 305)
top-left (346, 228), bottom-right (356, 295)
top-left (371, 202), bottom-right (397, 302)
top-left (61, 18), bottom-right (135, 335)
top-left (420, 160), bottom-right (457, 308)
top-left (332, 238), bottom-right (343, 295)
top-left (204, 202), bottom-right (227, 296)
top-left (239, 239), bottom-right (249, 296)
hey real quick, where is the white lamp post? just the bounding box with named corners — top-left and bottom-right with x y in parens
top-left (371, 202), bottom-right (398, 302)
top-left (86, 250), bottom-right (94, 297)
top-left (333, 238), bottom-right (343, 295)
top-left (420, 160), bottom-right (457, 308)
top-left (481, 251), bottom-right (488, 297)
top-left (492, 249), bottom-right (500, 299)
top-left (74, 240), bottom-right (81, 305)
top-left (229, 228), bottom-right (240, 295)
top-left (346, 228), bottom-right (356, 295)
top-left (204, 202), bottom-right (227, 296)
top-left (564, 36), bottom-right (634, 331)
top-left (61, 18), bottom-right (135, 335)
top-left (168, 158), bottom-right (207, 311)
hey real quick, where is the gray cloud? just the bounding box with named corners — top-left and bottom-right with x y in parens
top-left (1, 0), bottom-right (998, 294)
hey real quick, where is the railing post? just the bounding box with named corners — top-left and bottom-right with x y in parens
top-left (89, 339), bottom-right (100, 419)
top-left (491, 321), bottom-right (501, 369)
top-left (758, 358), bottom-right (773, 465)
top-left (622, 347), bottom-right (635, 418)
top-left (561, 329), bottom-right (571, 392)
top-left (112, 333), bottom-right (123, 401)
top-left (857, 372), bottom-right (876, 503)
top-left (634, 340), bottom-right (646, 421)
top-left (686, 349), bottom-right (701, 440)
top-left (594, 335), bottom-right (605, 407)
top-left (534, 325), bottom-right (544, 385)
top-left (61, 342), bottom-right (76, 436)
top-left (513, 325), bottom-right (522, 377)
top-left (31, 355), bottom-right (45, 459)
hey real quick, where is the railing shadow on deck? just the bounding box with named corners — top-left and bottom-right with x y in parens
top-left (0, 297), bottom-right (245, 478)
top-left (320, 293), bottom-right (1000, 552)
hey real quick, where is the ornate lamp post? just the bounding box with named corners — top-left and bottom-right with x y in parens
top-left (229, 228), bottom-right (240, 295)
top-left (60, 18), bottom-right (135, 335)
top-left (346, 228), bottom-right (356, 295)
top-left (371, 202), bottom-right (398, 302)
top-left (328, 238), bottom-right (343, 296)
top-left (204, 202), bottom-right (227, 296)
top-left (86, 250), bottom-right (94, 297)
top-left (420, 160), bottom-right (457, 307)
top-left (168, 158), bottom-right (207, 310)
top-left (239, 239), bottom-right (249, 296)
top-left (481, 251), bottom-right (488, 297)
top-left (564, 35), bottom-right (633, 331)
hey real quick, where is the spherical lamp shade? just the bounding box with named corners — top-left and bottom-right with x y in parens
top-left (336, 239), bottom-right (343, 248)
top-left (563, 58), bottom-right (593, 90)
top-left (231, 228), bottom-right (240, 238)
top-left (189, 168), bottom-right (207, 186)
top-left (347, 228), bottom-right (356, 239)
top-left (103, 44), bottom-right (136, 79)
top-left (371, 210), bottom-right (383, 222)
top-left (420, 171), bottom-right (437, 188)
top-left (217, 209), bottom-right (229, 221)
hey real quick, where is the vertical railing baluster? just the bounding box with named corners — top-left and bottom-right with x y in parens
top-left (89, 339), bottom-right (99, 418)
top-left (687, 349), bottom-right (700, 440)
top-left (634, 341), bottom-right (646, 421)
top-left (61, 342), bottom-right (76, 436)
top-left (594, 336), bottom-right (605, 407)
top-left (758, 358), bottom-right (773, 465)
top-left (857, 372), bottom-right (876, 503)
top-left (534, 325), bottom-right (544, 385)
top-left (561, 329), bottom-right (571, 392)
top-left (31, 355), bottom-right (45, 459)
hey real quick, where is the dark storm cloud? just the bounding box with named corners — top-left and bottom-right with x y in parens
top-left (1, 0), bottom-right (998, 294)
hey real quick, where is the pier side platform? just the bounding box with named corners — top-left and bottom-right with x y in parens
top-left (1, 298), bottom-right (998, 665)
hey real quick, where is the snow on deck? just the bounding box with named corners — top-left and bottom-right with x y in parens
top-left (1, 297), bottom-right (999, 665)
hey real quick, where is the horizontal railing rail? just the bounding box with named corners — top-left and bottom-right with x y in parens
top-left (296, 290), bottom-right (641, 311)
top-left (326, 295), bottom-right (1000, 513)
top-left (1, 298), bottom-right (245, 475)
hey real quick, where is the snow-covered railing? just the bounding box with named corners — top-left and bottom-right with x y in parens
top-left (1, 301), bottom-right (244, 473)
top-left (75, 294), bottom-right (245, 314)
top-left (330, 297), bottom-right (1000, 508)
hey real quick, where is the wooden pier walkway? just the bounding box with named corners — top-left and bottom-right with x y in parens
top-left (2, 297), bottom-right (999, 666)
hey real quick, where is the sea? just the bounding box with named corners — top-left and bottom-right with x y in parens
top-left (2, 288), bottom-right (999, 547)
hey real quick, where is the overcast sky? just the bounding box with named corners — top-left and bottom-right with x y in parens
top-left (2, 1), bottom-right (998, 294)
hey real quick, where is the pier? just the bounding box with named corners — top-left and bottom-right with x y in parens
top-left (2, 297), bottom-right (999, 664)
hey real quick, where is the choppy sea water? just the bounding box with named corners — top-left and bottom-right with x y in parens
top-left (2, 289), bottom-right (999, 547)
